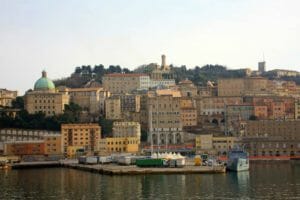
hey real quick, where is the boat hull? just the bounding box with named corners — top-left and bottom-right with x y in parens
top-left (227, 158), bottom-right (249, 172)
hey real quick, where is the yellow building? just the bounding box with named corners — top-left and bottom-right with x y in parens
top-left (213, 136), bottom-right (237, 155)
top-left (61, 123), bottom-right (101, 156)
top-left (0, 89), bottom-right (18, 107)
top-left (105, 96), bottom-right (122, 120)
top-left (25, 71), bottom-right (69, 116)
top-left (112, 121), bottom-right (141, 138)
top-left (195, 134), bottom-right (237, 155)
top-left (99, 137), bottom-right (140, 154)
top-left (195, 134), bottom-right (213, 150)
top-left (67, 146), bottom-right (85, 158)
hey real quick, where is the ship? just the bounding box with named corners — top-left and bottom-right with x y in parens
top-left (226, 149), bottom-right (249, 172)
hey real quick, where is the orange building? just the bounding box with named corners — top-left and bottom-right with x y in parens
top-left (245, 96), bottom-right (295, 119)
top-left (4, 141), bottom-right (45, 156)
top-left (61, 123), bottom-right (101, 156)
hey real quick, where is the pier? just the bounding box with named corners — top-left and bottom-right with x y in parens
top-left (62, 163), bottom-right (226, 175)
top-left (9, 161), bottom-right (226, 175)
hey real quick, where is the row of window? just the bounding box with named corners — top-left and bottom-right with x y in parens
top-left (107, 140), bottom-right (138, 145)
top-left (35, 100), bottom-right (55, 103)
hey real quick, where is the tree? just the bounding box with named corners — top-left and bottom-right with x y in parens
top-left (11, 96), bottom-right (24, 109)
top-left (122, 68), bottom-right (131, 74)
top-left (249, 115), bottom-right (258, 120)
top-left (98, 118), bottom-right (113, 137)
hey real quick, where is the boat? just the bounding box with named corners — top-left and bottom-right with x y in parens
top-left (226, 148), bottom-right (249, 172)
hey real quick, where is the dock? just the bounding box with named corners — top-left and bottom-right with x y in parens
top-left (9, 160), bottom-right (226, 174)
top-left (62, 163), bottom-right (226, 175)
top-left (11, 161), bottom-right (61, 169)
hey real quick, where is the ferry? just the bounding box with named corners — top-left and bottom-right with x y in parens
top-left (226, 149), bottom-right (249, 172)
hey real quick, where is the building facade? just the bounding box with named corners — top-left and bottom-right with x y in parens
top-left (218, 77), bottom-right (269, 96)
top-left (103, 73), bottom-right (150, 94)
top-left (0, 89), bottom-right (18, 107)
top-left (147, 93), bottom-right (183, 145)
top-left (195, 134), bottom-right (237, 155)
top-left (60, 87), bottom-right (110, 114)
top-left (105, 96), bottom-right (122, 120)
top-left (61, 123), bottom-right (101, 156)
top-left (99, 137), bottom-right (140, 154)
top-left (112, 121), bottom-right (141, 138)
top-left (240, 120), bottom-right (300, 157)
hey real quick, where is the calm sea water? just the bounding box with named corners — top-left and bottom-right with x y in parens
top-left (1, 162), bottom-right (300, 200)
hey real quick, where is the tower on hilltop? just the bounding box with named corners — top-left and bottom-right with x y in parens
top-left (161, 54), bottom-right (170, 71)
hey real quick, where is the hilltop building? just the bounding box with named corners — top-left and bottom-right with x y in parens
top-left (24, 71), bottom-right (69, 116)
top-left (0, 89), bottom-right (18, 107)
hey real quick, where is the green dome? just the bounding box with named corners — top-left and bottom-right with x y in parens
top-left (34, 71), bottom-right (55, 91)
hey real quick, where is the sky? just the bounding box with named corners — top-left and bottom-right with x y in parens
top-left (0, 0), bottom-right (300, 95)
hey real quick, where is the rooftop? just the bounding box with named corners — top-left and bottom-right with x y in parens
top-left (104, 73), bottom-right (149, 77)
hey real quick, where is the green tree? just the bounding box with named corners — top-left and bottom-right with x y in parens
top-left (11, 96), bottom-right (24, 109)
top-left (98, 118), bottom-right (113, 137)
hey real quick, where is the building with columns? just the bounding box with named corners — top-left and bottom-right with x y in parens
top-left (147, 91), bottom-right (183, 145)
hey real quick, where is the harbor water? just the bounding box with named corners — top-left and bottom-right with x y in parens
top-left (0, 162), bottom-right (300, 199)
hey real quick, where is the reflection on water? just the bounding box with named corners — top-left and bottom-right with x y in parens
top-left (0, 162), bottom-right (300, 199)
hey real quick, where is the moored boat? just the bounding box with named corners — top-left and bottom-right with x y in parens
top-left (227, 149), bottom-right (249, 172)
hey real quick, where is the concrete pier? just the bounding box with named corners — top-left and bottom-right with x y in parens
top-left (62, 163), bottom-right (226, 175)
top-left (10, 160), bottom-right (226, 175)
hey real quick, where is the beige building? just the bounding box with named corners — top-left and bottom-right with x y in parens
top-left (148, 92), bottom-right (183, 145)
top-left (103, 73), bottom-right (150, 94)
top-left (120, 94), bottom-right (140, 113)
top-left (25, 71), bottom-right (69, 116)
top-left (59, 87), bottom-right (110, 115)
top-left (105, 96), bottom-right (122, 120)
top-left (195, 134), bottom-right (213, 150)
top-left (196, 96), bottom-right (243, 125)
top-left (218, 77), bottom-right (270, 96)
top-left (61, 123), bottom-right (101, 156)
top-left (177, 80), bottom-right (197, 97)
top-left (112, 121), bottom-right (141, 138)
top-left (0, 89), bottom-right (18, 107)
top-left (99, 137), bottom-right (140, 154)
top-left (241, 120), bottom-right (300, 157)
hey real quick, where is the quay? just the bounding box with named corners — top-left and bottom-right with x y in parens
top-left (9, 161), bottom-right (226, 175)
top-left (62, 163), bottom-right (226, 175)
top-left (11, 161), bottom-right (61, 169)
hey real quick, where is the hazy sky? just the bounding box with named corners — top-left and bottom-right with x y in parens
top-left (1, 0), bottom-right (300, 94)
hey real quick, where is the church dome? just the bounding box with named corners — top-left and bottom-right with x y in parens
top-left (34, 71), bottom-right (55, 91)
